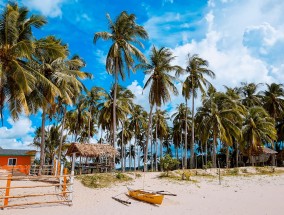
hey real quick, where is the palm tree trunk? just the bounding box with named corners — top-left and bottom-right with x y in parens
top-left (226, 145), bottom-right (229, 168)
top-left (212, 131), bottom-right (217, 168)
top-left (144, 105), bottom-right (154, 172)
top-left (271, 141), bottom-right (276, 166)
top-left (121, 124), bottom-right (124, 172)
top-left (58, 107), bottom-right (66, 163)
top-left (236, 142), bottom-right (239, 167)
top-left (39, 109), bottom-right (46, 175)
top-left (160, 138), bottom-right (163, 171)
top-left (205, 141), bottom-right (208, 167)
top-left (185, 98), bottom-right (188, 169)
top-left (129, 141), bottom-right (131, 171)
top-left (190, 87), bottom-right (195, 169)
top-left (151, 133), bottom-right (153, 171)
top-left (155, 121), bottom-right (158, 171)
top-left (180, 129), bottom-right (183, 168)
top-left (134, 136), bottom-right (137, 171)
top-left (113, 59), bottom-right (119, 165)
top-left (88, 115), bottom-right (91, 143)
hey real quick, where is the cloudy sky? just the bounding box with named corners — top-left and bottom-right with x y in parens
top-left (1, 0), bottom-right (284, 149)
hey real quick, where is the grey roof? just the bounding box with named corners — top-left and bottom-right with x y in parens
top-left (0, 148), bottom-right (36, 156)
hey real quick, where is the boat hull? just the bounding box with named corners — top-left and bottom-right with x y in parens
top-left (128, 189), bottom-right (164, 205)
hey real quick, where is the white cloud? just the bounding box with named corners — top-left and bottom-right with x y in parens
top-left (0, 116), bottom-right (35, 149)
top-left (22, 0), bottom-right (66, 18)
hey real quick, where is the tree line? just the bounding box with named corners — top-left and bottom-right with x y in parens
top-left (1, 4), bottom-right (283, 173)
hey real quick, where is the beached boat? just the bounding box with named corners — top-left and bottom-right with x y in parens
top-left (127, 188), bottom-right (164, 205)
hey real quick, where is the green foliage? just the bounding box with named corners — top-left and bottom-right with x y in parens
top-left (160, 154), bottom-right (180, 176)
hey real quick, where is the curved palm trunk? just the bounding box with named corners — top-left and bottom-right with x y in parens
top-left (150, 131), bottom-right (153, 171)
top-left (185, 98), bottom-right (188, 169)
top-left (39, 109), bottom-right (46, 175)
top-left (58, 107), bottom-right (66, 163)
top-left (190, 88), bottom-right (195, 169)
top-left (121, 124), bottom-right (124, 172)
top-left (88, 115), bottom-right (91, 142)
top-left (113, 59), bottom-right (119, 167)
top-left (144, 105), bottom-right (154, 172)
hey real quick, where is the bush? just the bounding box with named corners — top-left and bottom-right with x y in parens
top-left (160, 154), bottom-right (180, 176)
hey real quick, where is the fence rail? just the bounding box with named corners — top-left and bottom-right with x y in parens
top-left (0, 168), bottom-right (74, 209)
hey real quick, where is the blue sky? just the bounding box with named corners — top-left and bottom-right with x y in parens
top-left (1, 0), bottom-right (284, 149)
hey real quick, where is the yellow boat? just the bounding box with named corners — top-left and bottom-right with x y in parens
top-left (127, 188), bottom-right (164, 205)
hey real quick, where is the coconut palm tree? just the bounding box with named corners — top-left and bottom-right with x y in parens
top-left (129, 104), bottom-right (147, 171)
top-left (172, 103), bottom-right (191, 168)
top-left (241, 107), bottom-right (277, 165)
top-left (0, 3), bottom-right (47, 124)
top-left (94, 11), bottom-right (148, 148)
top-left (178, 54), bottom-right (215, 168)
top-left (196, 91), bottom-right (242, 168)
top-left (139, 46), bottom-right (182, 171)
top-left (239, 82), bottom-right (262, 108)
top-left (259, 83), bottom-right (284, 165)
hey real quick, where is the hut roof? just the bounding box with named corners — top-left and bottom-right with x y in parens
top-left (0, 147), bottom-right (36, 156)
top-left (251, 146), bottom-right (278, 155)
top-left (66, 143), bottom-right (118, 158)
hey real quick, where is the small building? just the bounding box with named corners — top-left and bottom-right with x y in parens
top-left (0, 147), bottom-right (36, 175)
top-left (249, 146), bottom-right (278, 165)
top-left (66, 143), bottom-right (118, 174)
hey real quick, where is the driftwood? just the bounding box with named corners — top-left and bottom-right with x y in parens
top-left (155, 191), bottom-right (177, 196)
top-left (112, 197), bottom-right (131, 205)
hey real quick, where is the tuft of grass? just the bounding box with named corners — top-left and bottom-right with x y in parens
top-left (77, 173), bottom-right (132, 188)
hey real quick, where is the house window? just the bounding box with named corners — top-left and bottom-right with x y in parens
top-left (8, 158), bottom-right (17, 166)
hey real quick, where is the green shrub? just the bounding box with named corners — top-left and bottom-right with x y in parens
top-left (160, 154), bottom-right (180, 176)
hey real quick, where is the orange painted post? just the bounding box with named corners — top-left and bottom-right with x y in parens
top-left (4, 174), bottom-right (12, 207)
top-left (63, 168), bottom-right (68, 197)
top-left (57, 162), bottom-right (61, 176)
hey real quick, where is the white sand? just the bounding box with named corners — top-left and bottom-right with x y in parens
top-left (1, 170), bottom-right (284, 215)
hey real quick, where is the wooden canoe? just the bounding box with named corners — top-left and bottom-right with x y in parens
top-left (128, 188), bottom-right (164, 205)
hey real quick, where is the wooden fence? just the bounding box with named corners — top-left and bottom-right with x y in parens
top-left (0, 168), bottom-right (74, 209)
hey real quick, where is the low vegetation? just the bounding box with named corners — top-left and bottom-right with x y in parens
top-left (77, 173), bottom-right (132, 188)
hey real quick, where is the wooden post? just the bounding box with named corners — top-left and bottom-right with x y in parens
top-left (59, 164), bottom-right (63, 190)
top-left (4, 174), bottom-right (12, 208)
top-left (57, 161), bottom-right (61, 176)
top-left (69, 153), bottom-right (75, 202)
top-left (54, 159), bottom-right (58, 176)
top-left (63, 168), bottom-right (68, 197)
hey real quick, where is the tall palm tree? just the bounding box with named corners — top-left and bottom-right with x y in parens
top-left (241, 107), bottom-right (277, 165)
top-left (196, 91), bottom-right (242, 167)
top-left (94, 11), bottom-right (148, 148)
top-left (153, 109), bottom-right (169, 171)
top-left (178, 54), bottom-right (215, 168)
top-left (0, 3), bottom-right (47, 124)
top-left (129, 104), bottom-right (147, 171)
top-left (140, 46), bottom-right (182, 171)
top-left (172, 103), bottom-right (191, 168)
top-left (260, 83), bottom-right (284, 165)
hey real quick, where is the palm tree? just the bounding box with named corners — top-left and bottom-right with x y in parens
top-left (241, 107), bottom-right (277, 165)
top-left (179, 54), bottom-right (215, 168)
top-left (129, 104), bottom-right (147, 171)
top-left (259, 83), bottom-right (284, 165)
top-left (172, 103), bottom-right (191, 168)
top-left (153, 109), bottom-right (169, 171)
top-left (0, 3), bottom-right (47, 124)
top-left (240, 82), bottom-right (262, 108)
top-left (140, 46), bottom-right (182, 171)
top-left (94, 11), bottom-right (148, 148)
top-left (196, 91), bottom-right (242, 168)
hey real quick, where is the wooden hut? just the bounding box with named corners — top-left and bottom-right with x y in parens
top-left (66, 143), bottom-right (118, 174)
top-left (249, 146), bottom-right (278, 165)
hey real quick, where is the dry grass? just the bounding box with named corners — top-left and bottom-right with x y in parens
top-left (76, 172), bottom-right (132, 188)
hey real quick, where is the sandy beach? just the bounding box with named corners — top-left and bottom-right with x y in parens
top-left (1, 168), bottom-right (284, 215)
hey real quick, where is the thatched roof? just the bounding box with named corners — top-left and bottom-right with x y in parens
top-left (66, 143), bottom-right (119, 158)
top-left (251, 146), bottom-right (278, 156)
